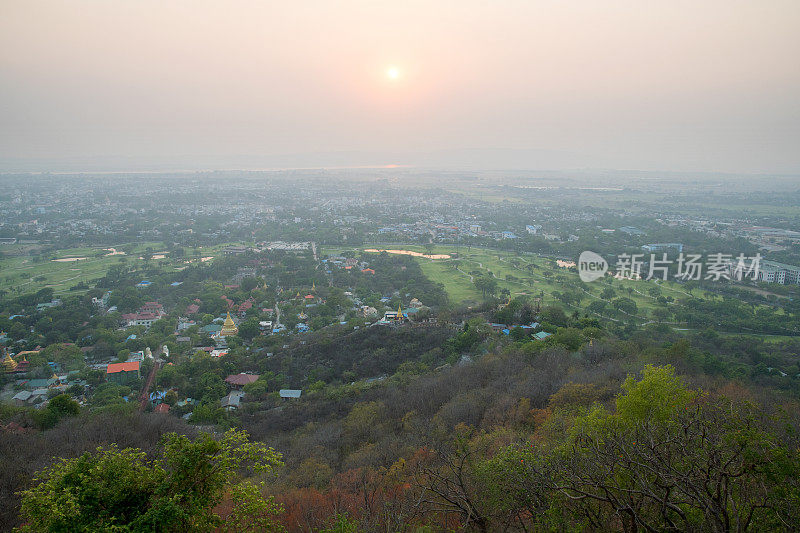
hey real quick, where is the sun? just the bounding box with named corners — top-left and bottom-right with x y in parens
top-left (386, 67), bottom-right (400, 80)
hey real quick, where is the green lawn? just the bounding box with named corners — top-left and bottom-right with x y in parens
top-left (0, 242), bottom-right (228, 296)
top-left (417, 259), bottom-right (482, 303)
top-left (321, 244), bottom-right (720, 325)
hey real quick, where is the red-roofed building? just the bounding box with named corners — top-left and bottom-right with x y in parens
top-left (121, 311), bottom-right (161, 328)
top-left (361, 268), bottom-right (375, 274)
top-left (238, 299), bottom-right (254, 317)
top-left (121, 302), bottom-right (165, 328)
top-left (154, 403), bottom-right (170, 414)
top-left (106, 361), bottom-right (140, 384)
top-left (185, 303), bottom-right (200, 315)
top-left (225, 373), bottom-right (260, 389)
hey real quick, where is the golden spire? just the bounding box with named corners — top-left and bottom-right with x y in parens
top-left (397, 302), bottom-right (403, 319)
top-left (2, 351), bottom-right (17, 372)
top-left (221, 312), bottom-right (238, 336)
top-left (312, 282), bottom-right (316, 292)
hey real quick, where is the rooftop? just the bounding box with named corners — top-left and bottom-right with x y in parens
top-left (225, 373), bottom-right (260, 386)
top-left (107, 361), bottom-right (140, 374)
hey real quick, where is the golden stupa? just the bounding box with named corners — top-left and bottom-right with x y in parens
top-left (220, 312), bottom-right (238, 336)
top-left (2, 349), bottom-right (17, 372)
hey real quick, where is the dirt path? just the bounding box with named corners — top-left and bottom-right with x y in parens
top-left (138, 360), bottom-right (160, 412)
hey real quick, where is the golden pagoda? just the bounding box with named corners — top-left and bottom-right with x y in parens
top-left (220, 312), bottom-right (239, 336)
top-left (2, 350), bottom-right (18, 372)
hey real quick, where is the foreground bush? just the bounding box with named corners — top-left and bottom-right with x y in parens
top-left (17, 429), bottom-right (283, 532)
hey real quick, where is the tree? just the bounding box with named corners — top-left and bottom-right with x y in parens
top-left (33, 394), bottom-right (81, 429)
top-left (601, 286), bottom-right (616, 300)
top-left (549, 327), bottom-right (584, 351)
top-left (611, 296), bottom-right (638, 316)
top-left (586, 300), bottom-right (607, 315)
top-left (473, 276), bottom-right (498, 300)
top-left (163, 389), bottom-right (179, 406)
top-left (491, 365), bottom-right (800, 532)
top-left (193, 372), bottom-right (226, 403)
top-left (240, 277), bottom-right (260, 292)
top-left (510, 326), bottom-right (528, 341)
top-left (18, 429), bottom-right (284, 532)
top-left (540, 306), bottom-right (568, 328)
top-left (238, 317), bottom-right (261, 341)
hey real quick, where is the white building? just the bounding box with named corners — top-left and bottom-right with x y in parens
top-left (757, 260), bottom-right (800, 285)
top-left (526, 225), bottom-right (542, 234)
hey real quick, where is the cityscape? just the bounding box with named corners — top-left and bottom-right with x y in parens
top-left (2, 1), bottom-right (800, 531)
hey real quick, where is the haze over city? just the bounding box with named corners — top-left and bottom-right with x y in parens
top-left (2, 0), bottom-right (799, 173)
top-left (5, 2), bottom-right (800, 531)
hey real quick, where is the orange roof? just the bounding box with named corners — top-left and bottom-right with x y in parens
top-left (154, 403), bottom-right (170, 413)
top-left (106, 361), bottom-right (140, 374)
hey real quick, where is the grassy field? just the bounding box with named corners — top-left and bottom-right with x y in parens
top-left (416, 258), bottom-right (482, 303)
top-left (0, 243), bottom-right (231, 296)
top-left (321, 244), bottom-right (712, 324)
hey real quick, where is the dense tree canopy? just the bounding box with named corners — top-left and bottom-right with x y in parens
top-left (17, 429), bottom-right (283, 532)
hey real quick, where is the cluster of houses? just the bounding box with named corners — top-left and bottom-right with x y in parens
top-left (322, 256), bottom-right (370, 273)
top-left (373, 221), bottom-right (539, 241)
top-left (218, 373), bottom-right (303, 411)
top-left (488, 321), bottom-right (552, 340)
top-left (2, 342), bottom-right (154, 408)
top-left (141, 371), bottom-right (303, 417)
top-left (4, 352), bottom-right (88, 407)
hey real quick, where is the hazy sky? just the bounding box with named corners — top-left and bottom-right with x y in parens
top-left (1, 0), bottom-right (799, 172)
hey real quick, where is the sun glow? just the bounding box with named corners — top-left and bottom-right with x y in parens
top-left (386, 67), bottom-right (400, 80)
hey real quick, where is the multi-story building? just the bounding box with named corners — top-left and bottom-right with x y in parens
top-left (757, 260), bottom-right (800, 285)
top-left (642, 243), bottom-right (684, 253)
